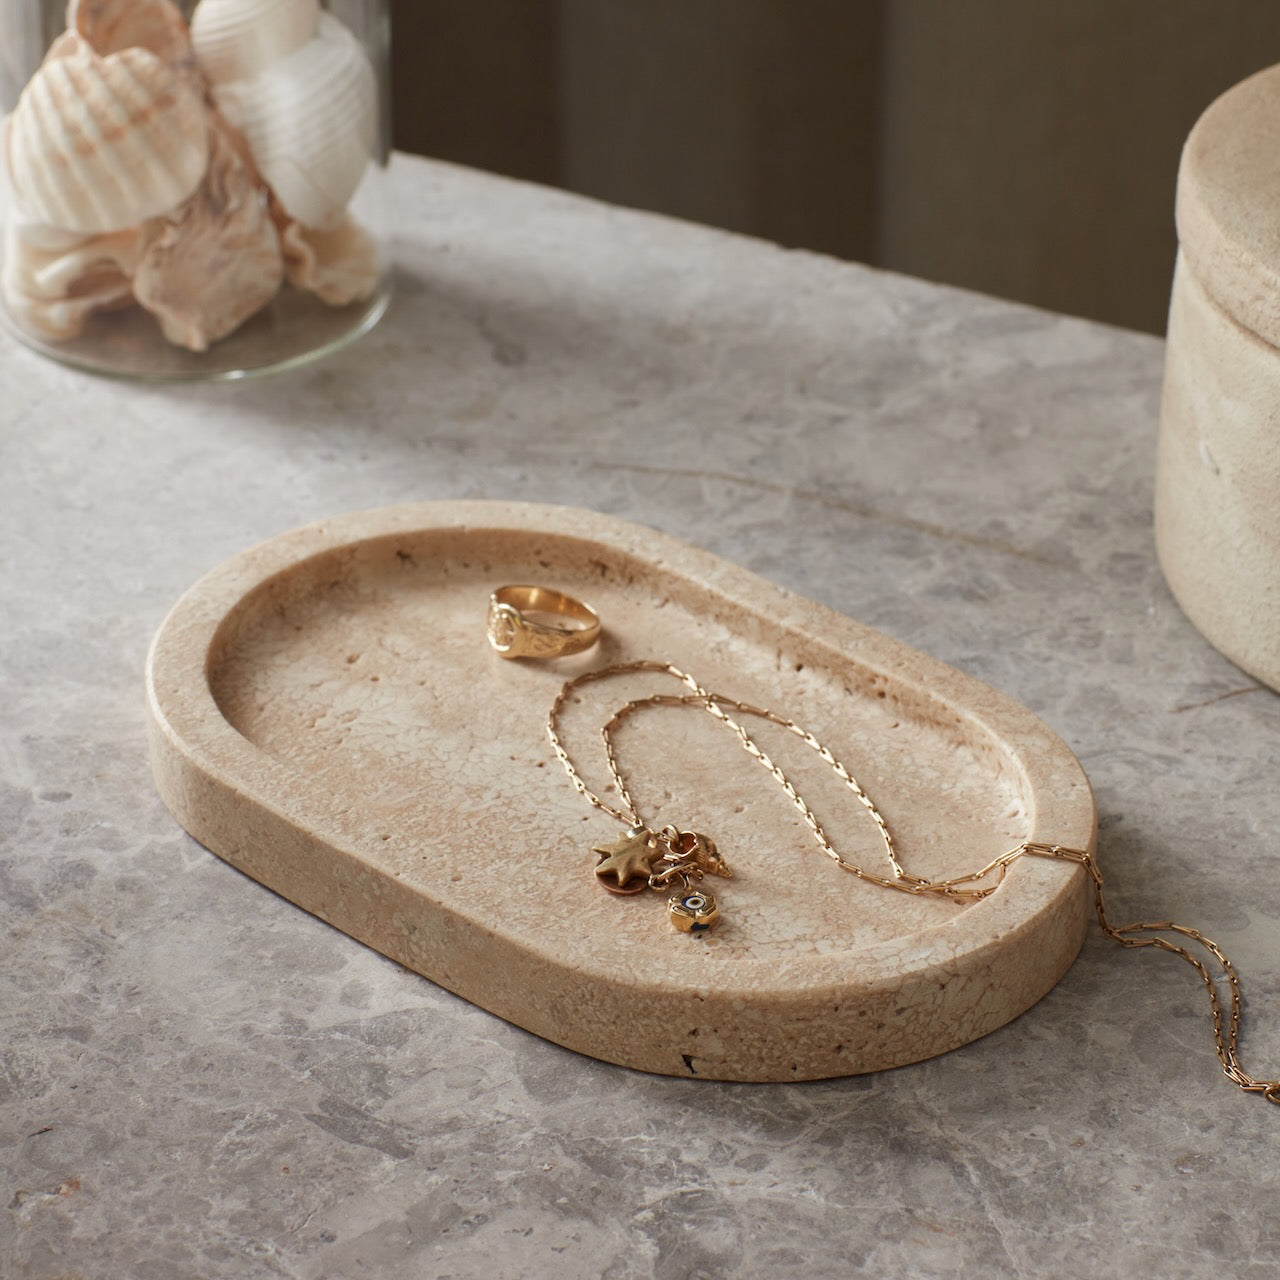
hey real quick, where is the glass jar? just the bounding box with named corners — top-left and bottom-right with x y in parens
top-left (0, 0), bottom-right (391, 379)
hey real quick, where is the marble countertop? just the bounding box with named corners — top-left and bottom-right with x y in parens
top-left (4, 154), bottom-right (1279, 1280)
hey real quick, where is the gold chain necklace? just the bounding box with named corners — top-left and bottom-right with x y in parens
top-left (547, 659), bottom-right (1280, 1103)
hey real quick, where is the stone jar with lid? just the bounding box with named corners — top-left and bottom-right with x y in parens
top-left (1156, 64), bottom-right (1280, 690)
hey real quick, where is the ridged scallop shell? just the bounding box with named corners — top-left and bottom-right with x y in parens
top-left (210, 13), bottom-right (376, 229)
top-left (5, 36), bottom-right (209, 234)
top-left (190, 0), bottom-right (320, 86)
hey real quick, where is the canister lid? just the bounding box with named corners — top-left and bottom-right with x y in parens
top-left (1177, 63), bottom-right (1280, 348)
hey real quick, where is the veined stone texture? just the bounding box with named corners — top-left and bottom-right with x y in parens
top-left (3, 154), bottom-right (1279, 1279)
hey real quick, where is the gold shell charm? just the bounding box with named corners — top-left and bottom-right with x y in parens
top-left (668, 830), bottom-right (732, 879)
top-left (668, 889), bottom-right (720, 933)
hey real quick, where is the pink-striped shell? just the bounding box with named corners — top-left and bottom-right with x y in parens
top-left (4, 36), bottom-right (209, 235)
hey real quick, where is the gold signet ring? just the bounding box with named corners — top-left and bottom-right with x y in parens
top-left (486, 585), bottom-right (602, 660)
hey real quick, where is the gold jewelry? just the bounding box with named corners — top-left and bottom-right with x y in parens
top-left (548, 659), bottom-right (1280, 1105)
top-left (486, 585), bottom-right (601, 660)
top-left (548, 662), bottom-right (737, 928)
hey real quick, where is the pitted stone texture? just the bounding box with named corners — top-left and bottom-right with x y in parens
top-left (148, 504), bottom-right (1093, 1080)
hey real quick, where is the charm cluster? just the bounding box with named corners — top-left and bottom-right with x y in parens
top-left (594, 824), bottom-right (733, 933)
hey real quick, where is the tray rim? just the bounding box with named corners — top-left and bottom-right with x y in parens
top-left (146, 499), bottom-right (1096, 1078)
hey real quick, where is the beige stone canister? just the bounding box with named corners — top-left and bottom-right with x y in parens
top-left (1156, 65), bottom-right (1280, 690)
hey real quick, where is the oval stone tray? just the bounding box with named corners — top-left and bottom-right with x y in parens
top-left (146, 501), bottom-right (1095, 1081)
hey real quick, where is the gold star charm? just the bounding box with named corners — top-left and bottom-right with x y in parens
top-left (593, 825), bottom-right (664, 893)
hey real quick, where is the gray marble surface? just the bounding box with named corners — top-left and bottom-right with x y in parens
top-left (4, 155), bottom-right (1280, 1280)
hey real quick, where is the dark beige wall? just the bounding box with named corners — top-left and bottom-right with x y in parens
top-left (553, 0), bottom-right (881, 263)
top-left (392, 1), bottom-right (1280, 334)
top-left (877, 1), bottom-right (1280, 333)
top-left (391, 0), bottom-right (559, 183)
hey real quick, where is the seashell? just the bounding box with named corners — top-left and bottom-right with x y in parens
top-left (42, 30), bottom-right (82, 62)
top-left (210, 12), bottom-right (376, 229)
top-left (69, 0), bottom-right (194, 68)
top-left (2, 216), bottom-right (145, 340)
top-left (132, 110), bottom-right (284, 351)
top-left (5, 35), bottom-right (209, 234)
top-left (277, 210), bottom-right (379, 306)
top-left (190, 0), bottom-right (320, 86)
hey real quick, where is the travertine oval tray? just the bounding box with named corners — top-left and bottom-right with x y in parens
top-left (146, 501), bottom-right (1095, 1081)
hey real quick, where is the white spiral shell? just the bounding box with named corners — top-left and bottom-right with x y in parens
top-left (209, 13), bottom-right (377, 229)
top-left (190, 0), bottom-right (320, 86)
top-left (4, 37), bottom-right (209, 234)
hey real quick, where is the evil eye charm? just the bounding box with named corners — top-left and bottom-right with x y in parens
top-left (668, 889), bottom-right (720, 933)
